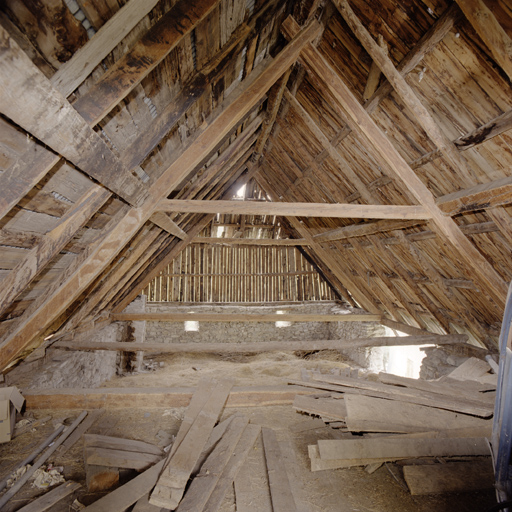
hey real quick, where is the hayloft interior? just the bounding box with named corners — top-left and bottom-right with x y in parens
top-left (0, 0), bottom-right (511, 509)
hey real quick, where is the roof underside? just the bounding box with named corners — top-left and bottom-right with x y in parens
top-left (0, 0), bottom-right (511, 369)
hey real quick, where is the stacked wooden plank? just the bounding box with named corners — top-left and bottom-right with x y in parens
top-left (292, 360), bottom-right (497, 494)
top-left (82, 378), bottom-right (301, 511)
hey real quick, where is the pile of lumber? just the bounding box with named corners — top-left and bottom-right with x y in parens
top-left (291, 357), bottom-right (497, 495)
top-left (82, 377), bottom-right (301, 511)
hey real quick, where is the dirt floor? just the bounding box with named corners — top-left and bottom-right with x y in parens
top-left (0, 351), bottom-right (499, 511)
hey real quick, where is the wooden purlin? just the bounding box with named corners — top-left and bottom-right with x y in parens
top-left (282, 15), bottom-right (507, 314)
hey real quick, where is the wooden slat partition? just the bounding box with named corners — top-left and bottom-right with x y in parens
top-left (141, 244), bottom-right (337, 302)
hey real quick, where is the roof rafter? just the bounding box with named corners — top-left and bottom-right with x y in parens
top-left (0, 20), bottom-right (322, 370)
top-left (282, 15), bottom-right (508, 310)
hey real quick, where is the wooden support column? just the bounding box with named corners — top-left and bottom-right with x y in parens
top-left (282, 15), bottom-right (507, 311)
top-left (0, 21), bottom-right (323, 370)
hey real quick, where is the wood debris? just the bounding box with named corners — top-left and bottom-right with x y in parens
top-left (292, 361), bottom-right (496, 495)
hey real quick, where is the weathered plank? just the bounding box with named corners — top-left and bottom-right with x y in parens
top-left (437, 176), bottom-right (512, 215)
top-left (149, 380), bottom-right (234, 508)
top-left (192, 237), bottom-right (310, 245)
top-left (84, 434), bottom-right (163, 456)
top-left (73, 0), bottom-right (220, 126)
top-left (313, 219), bottom-right (424, 243)
top-left (84, 446), bottom-right (161, 471)
top-left (51, 0), bottom-right (160, 97)
top-left (24, 385), bottom-right (317, 410)
top-left (54, 335), bottom-right (464, 355)
top-left (176, 416), bottom-right (249, 511)
top-left (203, 424), bottom-right (261, 512)
top-left (308, 374), bottom-right (494, 417)
top-left (262, 428), bottom-right (297, 512)
top-left (149, 212), bottom-right (187, 239)
top-left (16, 481), bottom-right (81, 512)
top-left (317, 436), bottom-right (490, 461)
top-left (343, 394), bottom-right (491, 433)
top-left (293, 394), bottom-right (347, 421)
top-left (0, 25), bottom-right (144, 206)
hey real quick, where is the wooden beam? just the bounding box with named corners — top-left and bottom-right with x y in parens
top-left (0, 22), bottom-right (322, 370)
top-left (282, 15), bottom-right (508, 310)
top-left (0, 186), bottom-right (110, 317)
top-left (53, 334), bottom-right (469, 354)
top-left (362, 34), bottom-right (387, 101)
top-left (454, 0), bottom-right (512, 81)
top-left (411, 109), bottom-right (512, 169)
top-left (157, 200), bottom-right (431, 219)
top-left (24, 386), bottom-right (320, 410)
top-left (313, 219), bottom-right (424, 242)
top-left (112, 313), bottom-right (380, 322)
top-left (149, 212), bottom-right (187, 239)
top-left (0, 25), bottom-right (144, 207)
top-left (51, 0), bottom-right (160, 97)
top-left (72, 0), bottom-right (221, 126)
top-left (437, 176), bottom-right (512, 216)
top-left (191, 237), bottom-right (309, 245)
top-left (334, 3), bottom-right (460, 146)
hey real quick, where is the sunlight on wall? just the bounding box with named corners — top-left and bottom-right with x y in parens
top-left (366, 327), bottom-right (431, 378)
top-left (275, 310), bottom-right (292, 328)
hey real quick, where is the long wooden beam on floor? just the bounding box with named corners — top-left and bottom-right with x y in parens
top-left (191, 237), bottom-right (310, 245)
top-left (111, 313), bottom-right (381, 322)
top-left (0, 25), bottom-right (144, 207)
top-left (282, 15), bottom-right (508, 311)
top-left (0, 22), bottom-right (323, 371)
top-left (53, 333), bottom-right (469, 354)
top-left (156, 200), bottom-right (431, 219)
top-left (23, 385), bottom-right (319, 410)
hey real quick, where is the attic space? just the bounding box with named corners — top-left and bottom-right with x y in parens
top-left (0, 0), bottom-right (511, 509)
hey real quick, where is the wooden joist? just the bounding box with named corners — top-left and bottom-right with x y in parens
top-left (0, 21), bottom-right (322, 371)
top-left (54, 334), bottom-right (467, 355)
top-left (16, 481), bottom-right (81, 512)
top-left (111, 313), bottom-right (381, 322)
top-left (156, 199), bottom-right (431, 219)
top-left (282, 15), bottom-right (508, 309)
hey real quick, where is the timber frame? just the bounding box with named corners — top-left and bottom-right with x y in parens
top-left (1, 0), bottom-right (512, 368)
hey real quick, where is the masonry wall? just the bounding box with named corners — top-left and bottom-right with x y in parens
top-left (145, 302), bottom-right (376, 344)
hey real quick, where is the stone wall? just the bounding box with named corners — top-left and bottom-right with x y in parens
top-left (145, 302), bottom-right (376, 344)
